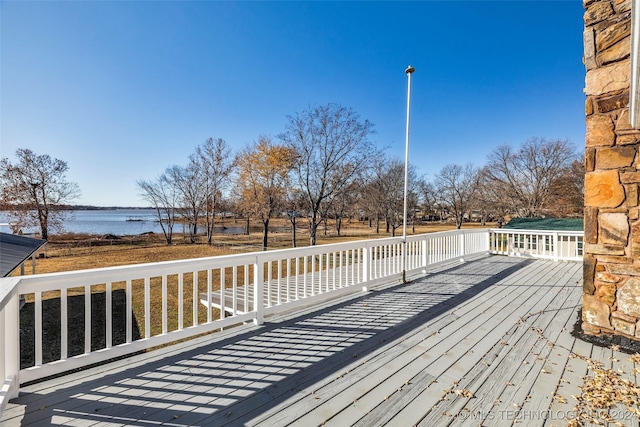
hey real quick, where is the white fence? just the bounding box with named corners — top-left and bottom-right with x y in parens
top-left (0, 228), bottom-right (580, 413)
top-left (489, 228), bottom-right (584, 262)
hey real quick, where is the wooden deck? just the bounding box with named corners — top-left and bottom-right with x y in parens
top-left (2, 255), bottom-right (638, 426)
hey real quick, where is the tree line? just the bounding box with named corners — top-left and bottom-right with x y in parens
top-left (0, 103), bottom-right (583, 244)
top-left (136, 104), bottom-right (583, 249)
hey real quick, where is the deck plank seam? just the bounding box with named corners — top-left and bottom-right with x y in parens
top-left (300, 261), bottom-right (576, 427)
top-left (411, 264), bottom-right (582, 426)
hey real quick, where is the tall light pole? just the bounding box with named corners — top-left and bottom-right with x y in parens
top-left (402, 65), bottom-right (415, 283)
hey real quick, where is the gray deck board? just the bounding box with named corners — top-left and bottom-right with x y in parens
top-left (544, 329), bottom-right (591, 427)
top-left (3, 256), bottom-right (635, 427)
top-left (486, 279), bottom-right (580, 426)
top-left (351, 262), bottom-right (567, 427)
top-left (250, 257), bottom-right (540, 426)
top-left (413, 263), bottom-right (578, 426)
top-left (414, 262), bottom-right (581, 427)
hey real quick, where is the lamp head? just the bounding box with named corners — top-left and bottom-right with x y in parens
top-left (405, 65), bottom-right (415, 74)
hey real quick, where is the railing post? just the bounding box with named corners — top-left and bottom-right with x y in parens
top-left (1, 286), bottom-right (21, 412)
top-left (486, 230), bottom-right (492, 254)
top-left (553, 231), bottom-right (559, 262)
top-left (254, 256), bottom-right (264, 325)
top-left (5, 292), bottom-right (19, 392)
top-left (421, 238), bottom-right (428, 273)
top-left (459, 231), bottom-right (465, 262)
top-left (402, 239), bottom-right (407, 282)
top-left (362, 244), bottom-right (370, 291)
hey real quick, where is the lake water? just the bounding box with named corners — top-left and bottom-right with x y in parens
top-left (0, 209), bottom-right (252, 236)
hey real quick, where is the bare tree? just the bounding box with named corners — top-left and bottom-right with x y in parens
top-left (472, 167), bottom-right (510, 226)
top-left (434, 164), bottom-right (479, 229)
top-left (548, 157), bottom-right (585, 217)
top-left (371, 159), bottom-right (419, 237)
top-left (408, 180), bottom-right (421, 234)
top-left (485, 138), bottom-right (577, 217)
top-left (0, 149), bottom-right (80, 239)
top-left (328, 181), bottom-right (360, 237)
top-left (279, 103), bottom-right (376, 245)
top-left (285, 187), bottom-right (306, 247)
top-left (137, 172), bottom-right (179, 244)
top-left (167, 163), bottom-right (207, 243)
top-left (419, 179), bottom-right (438, 221)
top-left (194, 138), bottom-right (234, 245)
top-left (229, 183), bottom-right (252, 236)
top-left (360, 169), bottom-right (385, 233)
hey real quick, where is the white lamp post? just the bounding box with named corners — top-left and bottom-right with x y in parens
top-left (403, 65), bottom-right (415, 283)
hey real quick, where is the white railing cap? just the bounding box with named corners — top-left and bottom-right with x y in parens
top-left (0, 277), bottom-right (20, 311)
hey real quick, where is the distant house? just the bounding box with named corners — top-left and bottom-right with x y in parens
top-left (493, 218), bottom-right (584, 260)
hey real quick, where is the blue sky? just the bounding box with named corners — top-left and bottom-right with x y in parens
top-left (1, 1), bottom-right (585, 207)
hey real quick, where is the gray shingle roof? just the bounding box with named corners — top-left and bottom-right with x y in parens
top-left (0, 232), bottom-right (47, 277)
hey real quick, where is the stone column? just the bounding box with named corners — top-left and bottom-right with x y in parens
top-left (583, 0), bottom-right (640, 339)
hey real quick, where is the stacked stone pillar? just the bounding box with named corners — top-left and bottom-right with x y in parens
top-left (583, 0), bottom-right (640, 338)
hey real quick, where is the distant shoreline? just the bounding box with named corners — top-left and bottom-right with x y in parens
top-left (60, 205), bottom-right (155, 211)
top-left (0, 205), bottom-right (154, 211)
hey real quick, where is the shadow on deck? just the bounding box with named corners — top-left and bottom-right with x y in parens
top-left (3, 256), bottom-right (620, 426)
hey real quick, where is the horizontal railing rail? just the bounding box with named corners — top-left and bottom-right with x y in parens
top-left (0, 227), bottom-right (580, 415)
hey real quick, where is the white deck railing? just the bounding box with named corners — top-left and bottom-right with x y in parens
top-left (0, 227), bottom-right (580, 413)
top-left (489, 228), bottom-right (584, 262)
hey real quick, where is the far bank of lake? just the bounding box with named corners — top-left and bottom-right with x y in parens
top-left (0, 209), bottom-right (268, 236)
